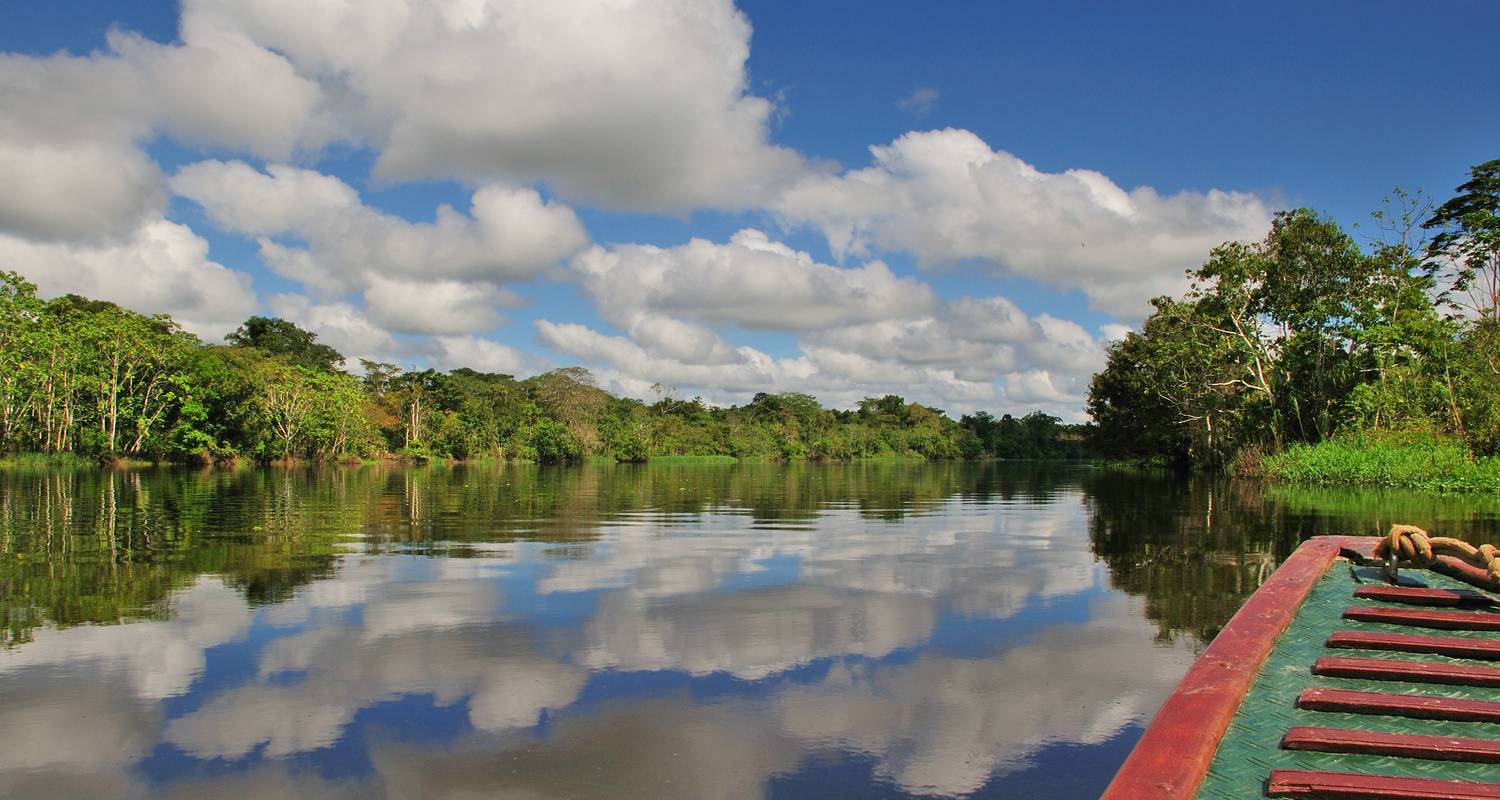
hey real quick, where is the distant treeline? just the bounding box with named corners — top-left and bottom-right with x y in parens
top-left (0, 274), bottom-right (1092, 464)
top-left (1089, 159), bottom-right (1500, 468)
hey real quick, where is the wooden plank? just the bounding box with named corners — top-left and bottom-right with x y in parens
top-left (1099, 536), bottom-right (1365, 800)
top-left (1327, 630), bottom-right (1500, 660)
top-left (1297, 687), bottom-right (1500, 722)
top-left (1314, 655), bottom-right (1500, 688)
top-left (1283, 725), bottom-right (1500, 763)
top-left (1343, 605), bottom-right (1500, 631)
top-left (1269, 769), bottom-right (1500, 799)
top-left (1354, 585), bottom-right (1496, 607)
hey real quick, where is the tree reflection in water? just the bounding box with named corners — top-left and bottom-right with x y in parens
top-left (2, 462), bottom-right (1500, 798)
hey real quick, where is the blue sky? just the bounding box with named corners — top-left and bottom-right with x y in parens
top-left (1, 1), bottom-right (1495, 419)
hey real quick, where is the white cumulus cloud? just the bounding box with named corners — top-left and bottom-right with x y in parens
top-left (775, 128), bottom-right (1271, 316)
top-left (267, 294), bottom-right (536, 376)
top-left (542, 223), bottom-right (1114, 418)
top-left (172, 161), bottom-right (588, 293)
top-left (0, 141), bottom-right (165, 243)
top-left (425, 336), bottom-right (531, 376)
top-left (572, 229), bottom-right (938, 333)
top-left (363, 276), bottom-right (518, 336)
top-left (0, 219), bottom-right (258, 338)
top-left (178, 0), bottom-right (808, 211)
top-left (536, 283), bottom-right (1109, 420)
top-left (266, 295), bottom-right (400, 363)
top-left (0, 27), bottom-right (319, 243)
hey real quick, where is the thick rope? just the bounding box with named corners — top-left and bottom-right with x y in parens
top-left (1373, 523), bottom-right (1500, 589)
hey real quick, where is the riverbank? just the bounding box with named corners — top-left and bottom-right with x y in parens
top-left (1262, 433), bottom-right (1500, 493)
top-left (0, 451), bottom-right (968, 470)
top-left (0, 453), bottom-right (145, 469)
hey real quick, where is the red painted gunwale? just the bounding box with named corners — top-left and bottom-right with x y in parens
top-left (1354, 584), bottom-right (1497, 607)
top-left (1282, 725), bottom-right (1500, 763)
top-left (1328, 629), bottom-right (1500, 660)
top-left (1297, 686), bottom-right (1500, 723)
top-left (1342, 605), bottom-right (1500, 631)
top-left (1313, 655), bottom-right (1500, 687)
top-left (1268, 769), bottom-right (1500, 799)
top-left (1100, 535), bottom-right (1374, 799)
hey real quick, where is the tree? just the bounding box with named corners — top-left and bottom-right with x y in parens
top-left (23, 297), bottom-right (200, 458)
top-left (529, 368), bottom-right (609, 455)
top-left (359, 360), bottom-right (401, 400)
top-left (1424, 158), bottom-right (1500, 322)
top-left (254, 360), bottom-right (319, 459)
top-left (166, 346), bottom-right (257, 462)
top-left (959, 411), bottom-right (1000, 454)
top-left (1448, 318), bottom-right (1500, 454)
top-left (530, 418), bottom-right (581, 463)
top-left (0, 273), bottom-right (44, 451)
top-left (1343, 190), bottom-right (1455, 433)
top-left (430, 369), bottom-right (529, 459)
top-left (31, 298), bottom-right (87, 454)
top-left (306, 371), bottom-right (375, 458)
top-left (1091, 197), bottom-right (1490, 467)
top-left (390, 369), bottom-right (442, 451)
top-left (1089, 297), bottom-right (1216, 464)
top-left (227, 316), bottom-right (345, 372)
top-left (1190, 210), bottom-right (1376, 445)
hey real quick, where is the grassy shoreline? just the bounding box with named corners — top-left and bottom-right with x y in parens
top-left (0, 453), bottom-right (123, 469)
top-left (1263, 433), bottom-right (1500, 493)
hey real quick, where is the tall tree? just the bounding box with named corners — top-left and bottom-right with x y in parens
top-left (529, 368), bottom-right (609, 455)
top-left (254, 361), bottom-right (319, 459)
top-left (0, 273), bottom-right (44, 451)
top-left (1089, 297), bottom-right (1232, 464)
top-left (1420, 163), bottom-right (1500, 452)
top-left (307, 371), bottom-right (375, 458)
top-left (227, 316), bottom-right (346, 372)
top-left (390, 369), bottom-right (442, 451)
top-left (1424, 158), bottom-right (1500, 322)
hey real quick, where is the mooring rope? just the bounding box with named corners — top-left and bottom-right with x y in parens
top-left (1373, 523), bottom-right (1500, 588)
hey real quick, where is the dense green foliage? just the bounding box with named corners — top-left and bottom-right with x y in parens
top-left (1264, 432), bottom-right (1500, 492)
top-left (958, 409), bottom-right (1093, 459)
top-left (0, 273), bottom-right (1091, 464)
top-left (0, 278), bottom-right (379, 464)
top-left (1090, 159), bottom-right (1500, 475)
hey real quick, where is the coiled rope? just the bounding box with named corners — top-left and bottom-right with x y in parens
top-left (1373, 524), bottom-right (1500, 589)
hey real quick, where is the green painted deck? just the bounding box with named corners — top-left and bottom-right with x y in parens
top-left (1197, 563), bottom-right (1500, 797)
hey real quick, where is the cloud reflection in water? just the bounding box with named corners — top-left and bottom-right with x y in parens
top-left (0, 467), bottom-right (1197, 799)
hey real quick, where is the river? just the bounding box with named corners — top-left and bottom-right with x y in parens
top-left (2, 462), bottom-right (1499, 798)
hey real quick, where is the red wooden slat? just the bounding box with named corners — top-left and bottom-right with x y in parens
top-left (1327, 630), bottom-right (1500, 660)
top-left (1314, 656), bottom-right (1500, 687)
top-left (1100, 536), bottom-right (1364, 800)
top-left (1283, 725), bottom-right (1500, 763)
top-left (1269, 769), bottom-right (1500, 799)
top-left (1344, 605), bottom-right (1500, 631)
top-left (1297, 687), bottom-right (1500, 722)
top-left (1354, 585), bottom-right (1496, 607)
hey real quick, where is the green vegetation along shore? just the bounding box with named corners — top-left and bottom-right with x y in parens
top-left (1089, 158), bottom-right (1500, 492)
top-left (0, 278), bottom-right (1091, 465)
top-left (1264, 433), bottom-right (1500, 493)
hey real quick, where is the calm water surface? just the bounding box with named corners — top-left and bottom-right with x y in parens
top-left (3, 462), bottom-right (1500, 799)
